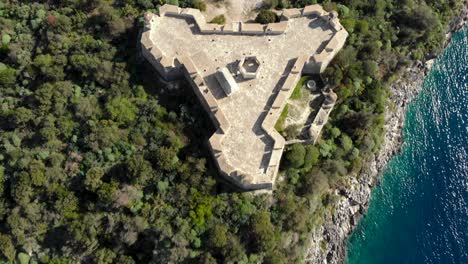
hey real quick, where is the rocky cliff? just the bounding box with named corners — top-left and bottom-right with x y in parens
top-left (305, 5), bottom-right (467, 264)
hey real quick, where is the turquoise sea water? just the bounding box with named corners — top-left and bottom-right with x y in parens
top-left (347, 28), bottom-right (467, 264)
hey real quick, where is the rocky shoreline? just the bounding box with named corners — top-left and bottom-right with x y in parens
top-left (306, 5), bottom-right (467, 264)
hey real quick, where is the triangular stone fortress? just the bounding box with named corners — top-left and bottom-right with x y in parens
top-left (141, 4), bottom-right (347, 191)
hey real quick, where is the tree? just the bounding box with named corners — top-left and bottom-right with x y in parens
top-left (0, 63), bottom-right (16, 87)
top-left (0, 166), bottom-right (4, 195)
top-left (208, 224), bottom-right (228, 248)
top-left (106, 96), bottom-right (138, 126)
top-left (250, 210), bottom-right (277, 252)
top-left (116, 255), bottom-right (136, 264)
top-left (155, 146), bottom-right (179, 171)
top-left (30, 159), bottom-right (46, 187)
top-left (301, 169), bottom-right (329, 199)
top-left (33, 54), bottom-right (66, 80)
top-left (304, 145), bottom-right (320, 169)
top-left (2, 33), bottom-right (11, 46)
top-left (337, 4), bottom-right (350, 18)
top-left (363, 60), bottom-right (379, 79)
top-left (330, 127), bottom-right (341, 139)
top-left (17, 252), bottom-right (30, 264)
top-left (210, 15), bottom-right (226, 25)
top-left (13, 107), bottom-right (34, 127)
top-left (285, 144), bottom-right (306, 168)
top-left (355, 20), bottom-right (369, 34)
top-left (85, 167), bottom-right (104, 191)
top-left (255, 10), bottom-right (278, 24)
top-left (75, 96), bottom-right (100, 120)
top-left (93, 248), bottom-right (117, 264)
top-left (189, 191), bottom-right (213, 228)
top-left (125, 155), bottom-right (153, 185)
top-left (192, 0), bottom-right (206, 12)
top-left (340, 134), bottom-right (353, 153)
top-left (0, 233), bottom-right (15, 261)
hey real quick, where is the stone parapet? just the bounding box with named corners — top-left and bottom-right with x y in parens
top-left (308, 90), bottom-right (337, 143)
top-left (141, 31), bottom-right (153, 49)
top-left (240, 23), bottom-right (265, 35)
top-left (259, 56), bottom-right (307, 181)
top-left (303, 4), bottom-right (325, 17)
top-left (159, 4), bottom-right (181, 16)
top-left (304, 28), bottom-right (348, 74)
top-left (156, 4), bottom-right (347, 41)
top-left (265, 21), bottom-right (289, 35)
top-left (282, 8), bottom-right (303, 20)
top-left (208, 132), bottom-right (273, 190)
top-left (203, 23), bottom-right (224, 33)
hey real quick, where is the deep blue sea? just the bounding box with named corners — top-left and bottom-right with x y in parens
top-left (347, 28), bottom-right (467, 264)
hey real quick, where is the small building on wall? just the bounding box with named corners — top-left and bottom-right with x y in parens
top-left (216, 67), bottom-right (239, 96)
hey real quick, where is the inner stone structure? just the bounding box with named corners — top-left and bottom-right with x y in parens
top-left (141, 4), bottom-right (348, 190)
top-left (239, 56), bottom-right (261, 79)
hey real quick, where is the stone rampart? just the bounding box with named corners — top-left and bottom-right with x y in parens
top-left (140, 4), bottom-right (347, 191)
top-left (156, 3), bottom-right (349, 77)
top-left (153, 4), bottom-right (347, 44)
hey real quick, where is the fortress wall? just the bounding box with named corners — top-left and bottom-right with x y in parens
top-left (282, 8), bottom-right (303, 20)
top-left (141, 14), bottom-right (184, 80)
top-left (265, 21), bottom-right (288, 35)
top-left (178, 56), bottom-right (231, 134)
top-left (203, 23), bottom-right (224, 33)
top-left (177, 51), bottom-right (272, 188)
top-left (308, 107), bottom-right (334, 144)
top-left (159, 4), bottom-right (180, 16)
top-left (307, 29), bottom-right (349, 73)
top-left (177, 54), bottom-right (268, 189)
top-left (156, 4), bottom-right (346, 42)
top-left (208, 131), bottom-right (273, 190)
top-left (260, 55), bottom-right (308, 182)
top-left (302, 4), bottom-right (325, 17)
top-left (240, 23), bottom-right (266, 35)
top-left (141, 5), bottom-right (348, 191)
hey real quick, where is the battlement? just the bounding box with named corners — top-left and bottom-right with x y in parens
top-left (141, 4), bottom-right (348, 191)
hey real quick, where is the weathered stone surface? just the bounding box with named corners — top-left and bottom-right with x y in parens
top-left (159, 4), bottom-right (180, 16)
top-left (303, 5), bottom-right (325, 17)
top-left (282, 8), bottom-right (303, 20)
top-left (265, 21), bottom-right (288, 34)
top-left (240, 23), bottom-right (265, 34)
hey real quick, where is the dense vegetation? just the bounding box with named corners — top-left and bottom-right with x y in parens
top-left (0, 0), bottom-right (461, 263)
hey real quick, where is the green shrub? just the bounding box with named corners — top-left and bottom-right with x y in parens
top-left (255, 10), bottom-right (278, 24)
top-left (192, 0), bottom-right (206, 11)
top-left (304, 145), bottom-right (320, 169)
top-left (210, 15), bottom-right (226, 25)
top-left (274, 103), bottom-right (289, 133)
top-left (0, 64), bottom-right (16, 87)
top-left (290, 76), bottom-right (309, 100)
top-left (285, 144), bottom-right (306, 168)
top-left (166, 0), bottom-right (179, 6)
